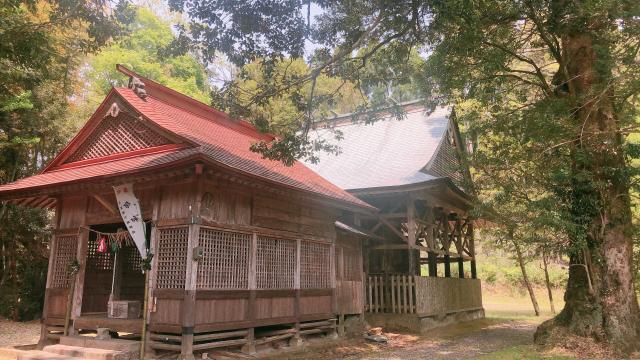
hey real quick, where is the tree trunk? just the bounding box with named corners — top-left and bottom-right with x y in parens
top-left (513, 239), bottom-right (540, 316)
top-left (10, 244), bottom-right (19, 321)
top-left (535, 25), bottom-right (640, 352)
top-left (541, 250), bottom-right (556, 314)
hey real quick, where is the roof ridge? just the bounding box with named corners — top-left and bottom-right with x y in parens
top-left (115, 64), bottom-right (274, 141)
top-left (313, 104), bottom-right (448, 130)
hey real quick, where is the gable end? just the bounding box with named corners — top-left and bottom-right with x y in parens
top-left (65, 112), bottom-right (172, 163)
top-left (426, 123), bottom-right (464, 185)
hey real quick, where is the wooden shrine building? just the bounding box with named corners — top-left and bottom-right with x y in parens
top-left (0, 66), bottom-right (482, 358)
top-left (0, 66), bottom-right (376, 358)
top-left (306, 103), bottom-right (484, 332)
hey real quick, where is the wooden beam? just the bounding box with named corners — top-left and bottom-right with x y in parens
top-left (361, 212), bottom-right (407, 219)
top-left (371, 244), bottom-right (443, 254)
top-left (92, 194), bottom-right (118, 215)
top-left (378, 217), bottom-right (406, 242)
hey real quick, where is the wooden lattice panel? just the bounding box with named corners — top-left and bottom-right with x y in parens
top-left (256, 236), bottom-right (296, 289)
top-left (301, 241), bottom-right (331, 289)
top-left (87, 238), bottom-right (113, 271)
top-left (156, 227), bottom-right (189, 289)
top-left (122, 244), bottom-right (143, 273)
top-left (51, 234), bottom-right (78, 288)
top-left (66, 113), bottom-right (172, 163)
top-left (197, 228), bottom-right (250, 289)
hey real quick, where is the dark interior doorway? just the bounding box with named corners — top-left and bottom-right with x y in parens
top-left (81, 222), bottom-right (147, 314)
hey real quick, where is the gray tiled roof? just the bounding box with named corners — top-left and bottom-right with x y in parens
top-left (305, 106), bottom-right (452, 190)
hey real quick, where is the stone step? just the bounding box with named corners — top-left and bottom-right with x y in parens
top-left (59, 336), bottom-right (139, 353)
top-left (17, 349), bottom-right (80, 360)
top-left (43, 344), bottom-right (129, 360)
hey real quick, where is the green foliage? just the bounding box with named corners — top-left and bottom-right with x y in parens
top-left (477, 248), bottom-right (568, 290)
top-left (230, 58), bottom-right (362, 136)
top-left (0, 0), bottom-right (128, 321)
top-left (73, 6), bottom-right (211, 124)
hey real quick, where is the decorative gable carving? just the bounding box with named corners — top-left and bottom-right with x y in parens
top-left (65, 113), bottom-right (172, 163)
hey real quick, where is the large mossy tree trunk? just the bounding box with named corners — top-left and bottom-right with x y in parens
top-left (535, 28), bottom-right (640, 352)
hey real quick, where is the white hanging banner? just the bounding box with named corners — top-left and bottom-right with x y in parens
top-left (113, 183), bottom-right (147, 259)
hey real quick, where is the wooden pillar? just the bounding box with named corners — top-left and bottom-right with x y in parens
top-left (444, 254), bottom-right (451, 278)
top-left (355, 214), bottom-right (367, 320)
top-left (407, 199), bottom-right (417, 275)
top-left (39, 198), bottom-right (62, 348)
top-left (70, 196), bottom-right (89, 335)
top-left (181, 173), bottom-right (202, 360)
top-left (428, 252), bottom-right (437, 277)
top-left (145, 189), bottom-right (162, 358)
top-left (242, 233), bottom-right (257, 354)
top-left (180, 222), bottom-right (198, 360)
top-left (329, 238), bottom-right (338, 339)
top-left (458, 258), bottom-right (464, 278)
top-left (290, 238), bottom-right (303, 346)
top-left (469, 221), bottom-right (477, 279)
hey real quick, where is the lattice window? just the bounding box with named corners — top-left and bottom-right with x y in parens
top-left (66, 113), bottom-right (172, 163)
top-left (256, 236), bottom-right (295, 289)
top-left (51, 235), bottom-right (78, 288)
top-left (301, 241), bottom-right (331, 289)
top-left (156, 227), bottom-right (189, 289)
top-left (122, 244), bottom-right (142, 273)
top-left (87, 238), bottom-right (113, 271)
top-left (197, 228), bottom-right (250, 289)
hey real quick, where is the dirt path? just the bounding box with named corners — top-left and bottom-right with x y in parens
top-left (258, 319), bottom-right (536, 360)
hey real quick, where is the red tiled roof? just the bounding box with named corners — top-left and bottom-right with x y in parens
top-left (0, 69), bottom-right (374, 211)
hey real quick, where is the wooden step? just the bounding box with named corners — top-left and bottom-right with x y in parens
top-left (43, 344), bottom-right (129, 360)
top-left (17, 350), bottom-right (79, 360)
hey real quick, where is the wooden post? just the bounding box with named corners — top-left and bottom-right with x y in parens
top-left (290, 238), bottom-right (303, 346)
top-left (444, 254), bottom-right (451, 278)
top-left (242, 233), bottom-right (257, 354)
top-left (70, 196), bottom-right (89, 335)
top-left (39, 197), bottom-right (61, 348)
top-left (180, 223), bottom-right (198, 360)
top-left (428, 252), bottom-right (437, 277)
top-left (458, 258), bottom-right (465, 278)
top-left (407, 199), bottom-right (417, 275)
top-left (329, 239), bottom-right (338, 339)
top-left (144, 189), bottom-right (162, 358)
top-left (469, 221), bottom-right (477, 279)
top-left (180, 170), bottom-right (203, 360)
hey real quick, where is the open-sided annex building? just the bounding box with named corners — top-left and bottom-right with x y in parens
top-left (0, 66), bottom-right (482, 359)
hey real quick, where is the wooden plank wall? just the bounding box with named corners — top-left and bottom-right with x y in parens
top-left (49, 170), bottom-right (344, 335)
top-left (336, 234), bottom-right (364, 315)
top-left (414, 277), bottom-right (482, 316)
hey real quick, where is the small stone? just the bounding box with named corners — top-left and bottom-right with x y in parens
top-left (95, 328), bottom-right (112, 340)
top-left (364, 333), bottom-right (388, 343)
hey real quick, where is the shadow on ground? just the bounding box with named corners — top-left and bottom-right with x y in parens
top-left (257, 318), bottom-right (536, 360)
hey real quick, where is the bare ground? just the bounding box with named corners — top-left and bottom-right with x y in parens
top-left (256, 318), bottom-right (537, 360)
top-left (0, 318), bottom-right (40, 348)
